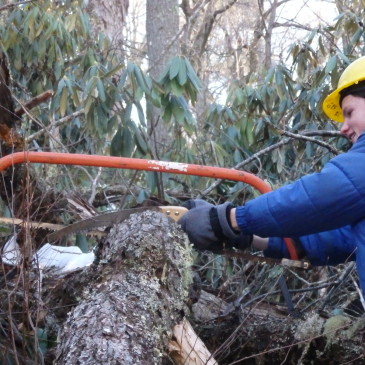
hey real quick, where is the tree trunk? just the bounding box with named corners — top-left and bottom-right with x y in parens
top-left (263, 0), bottom-right (278, 70)
top-left (146, 0), bottom-right (180, 157)
top-left (85, 0), bottom-right (129, 59)
top-left (54, 210), bottom-right (194, 364)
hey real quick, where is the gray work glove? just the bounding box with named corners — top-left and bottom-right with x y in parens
top-left (178, 199), bottom-right (252, 253)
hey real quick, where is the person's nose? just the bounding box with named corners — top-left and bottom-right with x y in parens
top-left (340, 119), bottom-right (351, 136)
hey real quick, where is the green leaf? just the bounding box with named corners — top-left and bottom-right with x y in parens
top-left (65, 12), bottom-right (77, 32)
top-left (185, 58), bottom-right (202, 90)
top-left (54, 62), bottom-right (62, 81)
top-left (57, 78), bottom-right (66, 93)
top-left (26, 9), bottom-right (36, 41)
top-left (134, 101), bottom-right (146, 127)
top-left (350, 27), bottom-right (363, 46)
top-left (111, 124), bottom-right (134, 157)
top-left (275, 71), bottom-right (287, 99)
top-left (268, 265), bottom-right (284, 279)
top-left (96, 104), bottom-right (108, 133)
top-left (134, 84), bottom-right (144, 100)
top-left (96, 78), bottom-right (106, 102)
top-left (157, 63), bottom-right (170, 82)
top-left (84, 77), bottom-right (97, 98)
top-left (162, 103), bottom-right (172, 122)
top-left (172, 102), bottom-right (185, 125)
top-left (43, 17), bottom-right (58, 39)
top-left (223, 107), bottom-right (236, 123)
top-left (177, 59), bottom-right (187, 85)
top-left (121, 125), bottom-right (134, 156)
top-left (89, 65), bottom-right (98, 78)
top-left (14, 46), bottom-right (22, 70)
top-left (78, 11), bottom-right (90, 34)
top-left (59, 86), bottom-right (68, 117)
top-left (71, 85), bottom-right (81, 106)
top-left (150, 88), bottom-right (162, 108)
top-left (110, 126), bottom-right (123, 156)
top-left (184, 82), bottom-right (198, 104)
top-left (123, 103), bottom-right (132, 123)
top-left (307, 29), bottom-right (317, 43)
top-left (227, 126), bottom-right (238, 140)
top-left (245, 119), bottom-right (254, 146)
top-left (137, 189), bottom-right (149, 204)
top-left (146, 171), bottom-right (157, 193)
top-left (127, 61), bottom-right (135, 74)
top-left (306, 142), bottom-right (312, 158)
top-left (103, 63), bottom-right (125, 79)
top-left (107, 115), bottom-right (119, 134)
top-left (234, 148), bottom-right (242, 164)
top-left (76, 234), bottom-right (89, 253)
top-left (169, 57), bottom-right (181, 80)
top-left (133, 128), bottom-right (148, 155)
top-left (36, 328), bottom-right (48, 355)
top-left (265, 66), bottom-right (275, 83)
top-left (64, 76), bottom-right (73, 94)
top-left (210, 141), bottom-right (226, 166)
top-left (117, 70), bottom-right (128, 89)
top-left (84, 94), bottom-right (94, 115)
top-left (134, 65), bottom-right (151, 93)
top-left (170, 78), bottom-right (184, 96)
top-left (325, 56), bottom-right (337, 74)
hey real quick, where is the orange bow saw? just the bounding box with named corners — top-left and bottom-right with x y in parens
top-left (0, 151), bottom-right (299, 260)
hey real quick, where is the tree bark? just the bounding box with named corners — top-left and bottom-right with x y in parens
top-left (86, 0), bottom-right (129, 59)
top-left (54, 210), bottom-right (194, 364)
top-left (146, 0), bottom-right (180, 157)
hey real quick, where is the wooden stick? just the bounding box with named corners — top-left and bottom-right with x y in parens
top-left (169, 318), bottom-right (218, 365)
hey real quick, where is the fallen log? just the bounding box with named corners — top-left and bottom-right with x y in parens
top-left (54, 210), bottom-right (216, 364)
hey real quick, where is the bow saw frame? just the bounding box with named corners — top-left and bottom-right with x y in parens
top-left (0, 151), bottom-right (300, 261)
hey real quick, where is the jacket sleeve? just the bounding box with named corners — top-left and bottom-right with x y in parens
top-left (235, 134), bottom-right (365, 238)
top-left (264, 226), bottom-right (356, 266)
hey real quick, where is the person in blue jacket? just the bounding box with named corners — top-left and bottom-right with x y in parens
top-left (179, 55), bottom-right (365, 295)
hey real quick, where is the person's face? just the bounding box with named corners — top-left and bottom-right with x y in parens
top-left (340, 94), bottom-right (365, 143)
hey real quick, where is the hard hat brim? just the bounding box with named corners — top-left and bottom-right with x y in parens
top-left (323, 89), bottom-right (344, 123)
top-left (323, 77), bottom-right (365, 123)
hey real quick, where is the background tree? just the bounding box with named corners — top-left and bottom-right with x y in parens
top-left (146, 0), bottom-right (180, 156)
top-left (85, 0), bottom-right (129, 60)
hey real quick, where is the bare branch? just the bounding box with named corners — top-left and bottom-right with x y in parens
top-left (187, 0), bottom-right (239, 59)
top-left (15, 90), bottom-right (54, 117)
top-left (25, 109), bottom-right (85, 144)
top-left (273, 21), bottom-right (312, 31)
top-left (201, 129), bottom-right (346, 196)
top-left (277, 129), bottom-right (341, 156)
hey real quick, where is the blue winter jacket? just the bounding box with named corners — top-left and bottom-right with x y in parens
top-left (235, 133), bottom-right (365, 292)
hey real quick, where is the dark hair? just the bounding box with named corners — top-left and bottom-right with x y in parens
top-left (339, 80), bottom-right (365, 106)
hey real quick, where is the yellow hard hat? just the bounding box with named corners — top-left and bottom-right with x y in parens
top-left (323, 56), bottom-right (365, 122)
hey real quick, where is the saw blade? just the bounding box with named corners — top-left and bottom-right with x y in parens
top-left (46, 206), bottom-right (187, 242)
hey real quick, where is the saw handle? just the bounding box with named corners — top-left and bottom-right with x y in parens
top-left (158, 206), bottom-right (188, 222)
